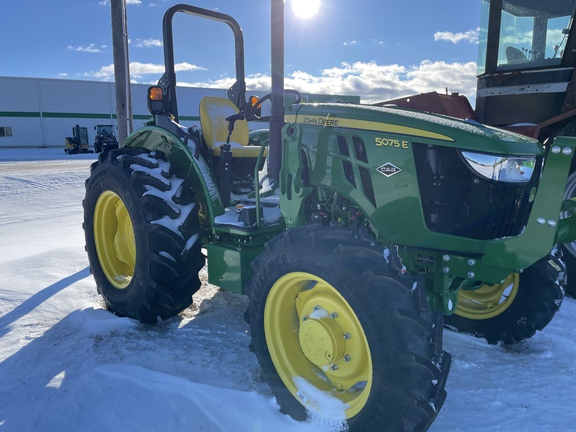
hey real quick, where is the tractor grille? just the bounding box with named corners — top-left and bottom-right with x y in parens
top-left (337, 135), bottom-right (356, 187)
top-left (359, 166), bottom-right (376, 207)
top-left (337, 134), bottom-right (376, 207)
top-left (412, 143), bottom-right (541, 240)
top-left (353, 136), bottom-right (368, 163)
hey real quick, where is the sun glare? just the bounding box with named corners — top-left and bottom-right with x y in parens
top-left (292, 0), bottom-right (320, 19)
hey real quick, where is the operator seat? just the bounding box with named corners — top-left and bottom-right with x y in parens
top-left (505, 46), bottom-right (527, 64)
top-left (199, 96), bottom-right (266, 158)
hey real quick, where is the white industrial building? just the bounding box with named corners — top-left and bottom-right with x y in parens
top-left (0, 76), bottom-right (359, 148)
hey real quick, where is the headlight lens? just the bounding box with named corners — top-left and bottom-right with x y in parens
top-left (461, 151), bottom-right (536, 183)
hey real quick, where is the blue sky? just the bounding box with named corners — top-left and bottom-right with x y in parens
top-left (2, 0), bottom-right (482, 103)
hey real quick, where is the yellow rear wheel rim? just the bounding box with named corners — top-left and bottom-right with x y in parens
top-left (94, 191), bottom-right (136, 289)
top-left (455, 273), bottom-right (520, 320)
top-left (264, 272), bottom-right (372, 418)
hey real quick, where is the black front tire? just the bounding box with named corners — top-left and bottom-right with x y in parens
top-left (246, 224), bottom-right (450, 431)
top-left (561, 247), bottom-right (576, 298)
top-left (562, 170), bottom-right (576, 298)
top-left (83, 148), bottom-right (205, 324)
top-left (445, 251), bottom-right (565, 344)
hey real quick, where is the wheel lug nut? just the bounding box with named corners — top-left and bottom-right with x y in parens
top-left (344, 355), bottom-right (351, 362)
top-left (330, 311), bottom-right (338, 318)
top-left (331, 363), bottom-right (339, 371)
top-left (313, 305), bottom-right (321, 311)
top-left (343, 332), bottom-right (351, 339)
top-left (302, 315), bottom-right (309, 322)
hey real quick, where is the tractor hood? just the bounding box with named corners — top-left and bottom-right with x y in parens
top-left (281, 101), bottom-right (576, 287)
top-left (285, 103), bottom-right (544, 156)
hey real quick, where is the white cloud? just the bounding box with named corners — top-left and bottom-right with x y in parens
top-left (130, 38), bottom-right (163, 48)
top-left (84, 61), bottom-right (206, 80)
top-left (99, 0), bottom-right (141, 5)
top-left (86, 64), bottom-right (115, 79)
top-left (343, 40), bottom-right (358, 46)
top-left (178, 60), bottom-right (477, 104)
top-left (175, 62), bottom-right (207, 71)
top-left (434, 28), bottom-right (479, 44)
top-left (83, 59), bottom-right (476, 103)
top-left (67, 44), bottom-right (107, 53)
top-left (132, 61), bottom-right (206, 77)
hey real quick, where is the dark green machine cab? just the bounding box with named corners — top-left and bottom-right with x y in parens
top-left (476, 0), bottom-right (576, 130)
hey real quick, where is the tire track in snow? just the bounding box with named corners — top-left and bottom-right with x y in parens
top-left (0, 161), bottom-right (91, 226)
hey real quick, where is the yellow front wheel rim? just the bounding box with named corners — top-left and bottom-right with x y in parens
top-left (264, 272), bottom-right (372, 418)
top-left (455, 273), bottom-right (520, 320)
top-left (94, 191), bottom-right (136, 289)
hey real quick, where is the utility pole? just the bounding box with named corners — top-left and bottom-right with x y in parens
top-left (269, 0), bottom-right (284, 182)
top-left (111, 0), bottom-right (133, 146)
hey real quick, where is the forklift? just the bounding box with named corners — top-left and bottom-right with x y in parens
top-left (64, 125), bottom-right (93, 154)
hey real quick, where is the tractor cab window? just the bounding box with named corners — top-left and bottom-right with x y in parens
top-left (100, 126), bottom-right (114, 137)
top-left (478, 0), bottom-right (576, 74)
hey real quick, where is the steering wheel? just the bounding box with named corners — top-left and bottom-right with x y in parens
top-left (249, 89), bottom-right (302, 120)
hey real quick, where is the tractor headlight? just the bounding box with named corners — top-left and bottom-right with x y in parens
top-left (461, 151), bottom-right (536, 183)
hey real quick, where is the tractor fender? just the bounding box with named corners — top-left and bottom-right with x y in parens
top-left (124, 125), bottom-right (224, 228)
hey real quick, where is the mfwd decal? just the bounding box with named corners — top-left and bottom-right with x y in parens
top-left (377, 163), bottom-right (401, 177)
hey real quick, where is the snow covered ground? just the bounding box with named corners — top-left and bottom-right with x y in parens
top-left (1, 147), bottom-right (575, 431)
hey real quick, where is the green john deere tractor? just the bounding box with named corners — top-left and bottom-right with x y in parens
top-left (83, 3), bottom-right (576, 431)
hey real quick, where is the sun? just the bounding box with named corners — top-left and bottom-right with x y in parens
top-left (291, 0), bottom-right (320, 19)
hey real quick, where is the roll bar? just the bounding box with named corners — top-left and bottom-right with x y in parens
top-left (157, 2), bottom-right (284, 181)
top-left (158, 4), bottom-right (247, 122)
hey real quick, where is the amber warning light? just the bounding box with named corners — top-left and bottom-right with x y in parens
top-left (249, 95), bottom-right (261, 118)
top-left (147, 86), bottom-right (165, 114)
top-left (149, 86), bottom-right (163, 101)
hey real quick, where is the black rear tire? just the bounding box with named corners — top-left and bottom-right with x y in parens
top-left (246, 224), bottom-right (450, 431)
top-left (83, 148), bottom-right (205, 323)
top-left (562, 170), bottom-right (576, 298)
top-left (445, 251), bottom-right (565, 344)
top-left (561, 246), bottom-right (576, 298)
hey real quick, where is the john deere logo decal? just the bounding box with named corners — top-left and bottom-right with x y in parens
top-left (377, 163), bottom-right (401, 177)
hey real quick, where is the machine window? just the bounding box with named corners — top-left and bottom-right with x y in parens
top-left (497, 0), bottom-right (574, 70)
top-left (0, 127), bottom-right (13, 137)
